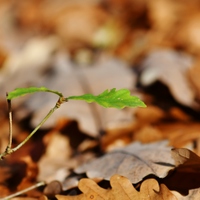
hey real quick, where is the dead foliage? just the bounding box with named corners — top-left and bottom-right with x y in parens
top-left (1, 0), bottom-right (200, 200)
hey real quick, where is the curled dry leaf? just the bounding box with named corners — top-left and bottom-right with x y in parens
top-left (139, 49), bottom-right (195, 108)
top-left (163, 148), bottom-right (200, 194)
top-left (56, 175), bottom-right (177, 200)
top-left (75, 140), bottom-right (175, 184)
top-left (171, 148), bottom-right (200, 167)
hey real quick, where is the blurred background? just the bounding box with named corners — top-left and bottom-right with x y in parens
top-left (2, 0), bottom-right (200, 197)
top-left (1, 0), bottom-right (200, 146)
top-left (1, 0), bottom-right (200, 150)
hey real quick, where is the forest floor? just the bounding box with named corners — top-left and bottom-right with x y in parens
top-left (1, 0), bottom-right (200, 199)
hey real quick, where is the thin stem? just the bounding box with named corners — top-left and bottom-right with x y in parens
top-left (0, 96), bottom-right (67, 159)
top-left (7, 96), bottom-right (13, 149)
top-left (0, 181), bottom-right (46, 200)
top-left (12, 98), bottom-right (62, 152)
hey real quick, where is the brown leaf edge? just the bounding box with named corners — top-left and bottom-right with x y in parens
top-left (56, 174), bottom-right (177, 200)
top-left (162, 148), bottom-right (200, 195)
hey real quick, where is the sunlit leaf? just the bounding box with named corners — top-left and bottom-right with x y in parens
top-left (67, 88), bottom-right (146, 109)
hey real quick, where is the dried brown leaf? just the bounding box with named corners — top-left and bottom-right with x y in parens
top-left (173, 187), bottom-right (200, 200)
top-left (75, 141), bottom-right (175, 184)
top-left (139, 49), bottom-right (195, 107)
top-left (38, 132), bottom-right (71, 182)
top-left (171, 148), bottom-right (200, 168)
top-left (163, 148), bottom-right (200, 194)
top-left (156, 122), bottom-right (200, 148)
top-left (133, 125), bottom-right (163, 143)
top-left (147, 0), bottom-right (179, 32)
top-left (56, 175), bottom-right (177, 200)
top-left (139, 179), bottom-right (177, 200)
top-left (175, 13), bottom-right (200, 53)
top-left (54, 5), bottom-right (108, 49)
top-left (0, 165), bottom-right (11, 183)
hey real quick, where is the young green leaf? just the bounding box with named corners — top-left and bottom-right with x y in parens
top-left (67, 88), bottom-right (146, 109)
top-left (7, 87), bottom-right (63, 100)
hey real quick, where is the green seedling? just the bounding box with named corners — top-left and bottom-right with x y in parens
top-left (1, 87), bottom-right (146, 159)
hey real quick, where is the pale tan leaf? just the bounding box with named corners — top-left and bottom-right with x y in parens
top-left (140, 179), bottom-right (177, 200)
top-left (54, 5), bottom-right (108, 48)
top-left (139, 49), bottom-right (195, 107)
top-left (171, 148), bottom-right (200, 167)
top-left (56, 175), bottom-right (177, 200)
top-left (110, 175), bottom-right (137, 199)
top-left (75, 140), bottom-right (175, 183)
top-left (162, 148), bottom-right (200, 194)
top-left (56, 178), bottom-right (108, 200)
top-left (38, 132), bottom-right (71, 182)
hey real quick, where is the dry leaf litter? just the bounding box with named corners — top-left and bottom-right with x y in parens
top-left (1, 0), bottom-right (200, 199)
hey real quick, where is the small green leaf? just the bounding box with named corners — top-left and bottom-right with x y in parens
top-left (7, 87), bottom-right (63, 100)
top-left (67, 88), bottom-right (146, 109)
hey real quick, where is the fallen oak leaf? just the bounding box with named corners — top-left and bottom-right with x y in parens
top-left (139, 49), bottom-right (195, 108)
top-left (75, 140), bottom-right (175, 184)
top-left (139, 178), bottom-right (177, 200)
top-left (111, 175), bottom-right (177, 200)
top-left (171, 148), bottom-right (200, 167)
top-left (56, 194), bottom-right (82, 200)
top-left (56, 178), bottom-right (108, 200)
top-left (163, 148), bottom-right (200, 195)
top-left (110, 174), bottom-right (137, 199)
top-left (56, 175), bottom-right (177, 200)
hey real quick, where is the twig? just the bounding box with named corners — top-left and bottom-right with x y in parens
top-left (0, 181), bottom-right (46, 200)
top-left (6, 94), bottom-right (13, 149)
top-left (0, 96), bottom-right (67, 159)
